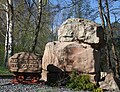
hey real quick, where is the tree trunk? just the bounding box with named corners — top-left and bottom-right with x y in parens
top-left (98, 0), bottom-right (111, 69)
top-left (4, 4), bottom-right (9, 66)
top-left (105, 0), bottom-right (119, 77)
top-left (98, 0), bottom-right (105, 29)
top-left (4, 0), bottom-right (14, 66)
top-left (30, 0), bottom-right (43, 52)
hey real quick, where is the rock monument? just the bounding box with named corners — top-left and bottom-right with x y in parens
top-left (41, 18), bottom-right (119, 91)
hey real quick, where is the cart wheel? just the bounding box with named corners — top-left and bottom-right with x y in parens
top-left (30, 75), bottom-right (39, 83)
top-left (16, 74), bottom-right (25, 82)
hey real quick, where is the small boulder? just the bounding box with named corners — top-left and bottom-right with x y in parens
top-left (8, 52), bottom-right (41, 73)
top-left (99, 72), bottom-right (120, 92)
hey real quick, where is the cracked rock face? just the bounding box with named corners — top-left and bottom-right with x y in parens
top-left (58, 18), bottom-right (104, 44)
top-left (41, 42), bottom-right (100, 82)
top-left (42, 42), bottom-right (100, 73)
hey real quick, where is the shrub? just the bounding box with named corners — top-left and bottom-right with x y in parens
top-left (66, 70), bottom-right (103, 92)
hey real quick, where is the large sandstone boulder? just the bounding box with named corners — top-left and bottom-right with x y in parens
top-left (41, 41), bottom-right (100, 81)
top-left (58, 18), bottom-right (104, 45)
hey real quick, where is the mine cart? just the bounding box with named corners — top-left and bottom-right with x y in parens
top-left (8, 52), bottom-right (42, 83)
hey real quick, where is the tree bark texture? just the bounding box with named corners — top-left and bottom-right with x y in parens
top-left (105, 0), bottom-right (119, 77)
top-left (30, 0), bottom-right (43, 52)
top-left (98, 0), bottom-right (119, 76)
top-left (4, 0), bottom-right (14, 66)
